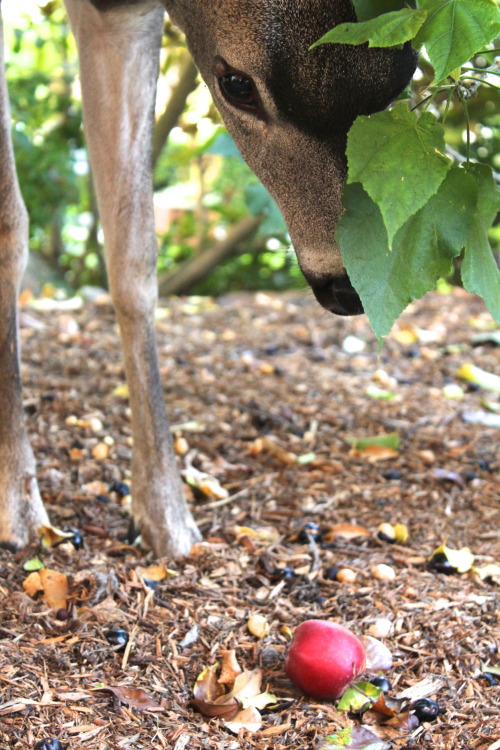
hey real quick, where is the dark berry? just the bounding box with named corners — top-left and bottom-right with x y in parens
top-left (323, 566), bottom-right (340, 581)
top-left (280, 567), bottom-right (296, 581)
top-left (483, 672), bottom-right (499, 686)
top-left (369, 676), bottom-right (392, 693)
top-left (109, 480), bottom-right (130, 497)
top-left (382, 469), bottom-right (401, 480)
top-left (55, 608), bottom-right (69, 621)
top-left (477, 459), bottom-right (491, 471)
top-left (297, 522), bottom-right (322, 543)
top-left (105, 628), bottom-right (129, 651)
top-left (467, 383), bottom-right (480, 392)
top-left (34, 739), bottom-right (65, 750)
top-left (428, 552), bottom-right (456, 575)
top-left (377, 531), bottom-right (396, 544)
top-left (142, 579), bottom-right (160, 591)
top-left (41, 391), bottom-right (57, 402)
top-left (463, 470), bottom-right (477, 482)
top-left (412, 698), bottom-right (440, 722)
top-left (67, 528), bottom-right (84, 549)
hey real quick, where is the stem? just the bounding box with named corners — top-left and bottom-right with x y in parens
top-left (442, 88), bottom-right (454, 124)
top-left (460, 76), bottom-right (500, 91)
top-left (410, 86), bottom-right (455, 112)
top-left (465, 67), bottom-right (500, 78)
top-left (457, 89), bottom-right (471, 165)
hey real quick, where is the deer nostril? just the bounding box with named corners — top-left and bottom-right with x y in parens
top-left (309, 274), bottom-right (364, 316)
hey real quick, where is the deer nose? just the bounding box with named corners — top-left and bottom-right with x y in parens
top-left (308, 272), bottom-right (364, 316)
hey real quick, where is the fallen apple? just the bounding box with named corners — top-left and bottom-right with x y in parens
top-left (285, 620), bottom-right (366, 701)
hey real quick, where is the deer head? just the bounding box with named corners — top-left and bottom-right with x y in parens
top-left (163, 0), bottom-right (417, 314)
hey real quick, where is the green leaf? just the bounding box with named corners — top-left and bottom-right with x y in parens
top-left (23, 556), bottom-right (45, 572)
top-left (462, 223), bottom-right (500, 323)
top-left (346, 432), bottom-right (400, 450)
top-left (465, 163), bottom-right (500, 228)
top-left (414, 0), bottom-right (500, 82)
top-left (337, 682), bottom-right (381, 712)
top-left (317, 725), bottom-right (390, 750)
top-left (337, 167), bottom-right (477, 338)
top-left (312, 9), bottom-right (427, 49)
top-left (461, 164), bottom-right (500, 323)
top-left (346, 103), bottom-right (451, 245)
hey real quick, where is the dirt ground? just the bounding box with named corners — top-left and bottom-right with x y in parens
top-left (0, 288), bottom-right (499, 750)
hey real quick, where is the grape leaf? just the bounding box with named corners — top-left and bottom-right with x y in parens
top-left (462, 221), bottom-right (500, 323)
top-left (312, 8), bottom-right (427, 49)
top-left (346, 103), bottom-right (451, 246)
top-left (461, 164), bottom-right (500, 323)
top-left (337, 167), bottom-right (478, 339)
top-left (414, 0), bottom-right (500, 82)
top-left (465, 163), bottom-right (500, 228)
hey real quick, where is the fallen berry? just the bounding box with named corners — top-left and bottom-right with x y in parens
top-left (412, 698), bottom-right (440, 722)
top-left (34, 740), bottom-right (65, 750)
top-left (105, 628), bottom-right (129, 650)
top-left (297, 522), bottom-right (322, 544)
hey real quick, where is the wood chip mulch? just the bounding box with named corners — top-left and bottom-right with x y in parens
top-left (1, 287), bottom-right (499, 750)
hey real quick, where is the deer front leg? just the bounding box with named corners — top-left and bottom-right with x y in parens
top-left (64, 0), bottom-right (200, 556)
top-left (0, 13), bottom-right (49, 549)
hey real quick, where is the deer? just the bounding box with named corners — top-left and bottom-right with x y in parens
top-left (0, 0), bottom-right (417, 558)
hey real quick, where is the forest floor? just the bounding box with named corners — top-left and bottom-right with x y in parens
top-left (0, 288), bottom-right (499, 750)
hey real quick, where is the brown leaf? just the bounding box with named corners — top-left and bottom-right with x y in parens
top-left (218, 650), bottom-right (243, 687)
top-left (94, 686), bottom-right (162, 711)
top-left (23, 569), bottom-right (69, 610)
top-left (223, 704), bottom-right (263, 734)
top-left (193, 664), bottom-right (225, 702)
top-left (384, 710), bottom-right (420, 731)
top-left (231, 669), bottom-right (263, 700)
top-left (247, 615), bottom-right (269, 639)
top-left (189, 696), bottom-right (241, 720)
top-left (324, 522), bottom-right (370, 541)
top-left (350, 445), bottom-right (399, 462)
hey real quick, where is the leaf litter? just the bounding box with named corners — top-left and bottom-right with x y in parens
top-left (0, 288), bottom-right (498, 749)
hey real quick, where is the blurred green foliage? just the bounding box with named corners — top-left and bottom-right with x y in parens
top-left (4, 2), bottom-right (498, 296)
top-left (5, 1), bottom-right (298, 295)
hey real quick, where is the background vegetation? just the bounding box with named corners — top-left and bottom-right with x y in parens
top-left (4, 0), bottom-right (500, 306)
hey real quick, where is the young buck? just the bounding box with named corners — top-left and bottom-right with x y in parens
top-left (0, 0), bottom-right (416, 556)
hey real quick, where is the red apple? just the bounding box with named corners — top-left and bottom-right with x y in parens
top-left (285, 620), bottom-right (366, 700)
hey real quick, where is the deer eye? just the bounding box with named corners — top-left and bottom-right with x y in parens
top-left (219, 73), bottom-right (256, 108)
top-left (213, 57), bottom-right (261, 113)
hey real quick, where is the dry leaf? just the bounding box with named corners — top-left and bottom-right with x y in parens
top-left (249, 437), bottom-right (296, 464)
top-left (218, 650), bottom-right (243, 686)
top-left (23, 569), bottom-right (69, 610)
top-left (94, 686), bottom-right (162, 711)
top-left (193, 664), bottom-right (225, 702)
top-left (189, 696), bottom-right (240, 721)
top-left (350, 445), bottom-right (399, 462)
top-left (223, 704), bottom-right (263, 734)
top-left (135, 564), bottom-right (177, 583)
top-left (247, 615), bottom-right (269, 639)
top-left (324, 522), bottom-right (370, 541)
top-left (38, 524), bottom-right (75, 549)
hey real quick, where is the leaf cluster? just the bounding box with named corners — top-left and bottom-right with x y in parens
top-left (315, 0), bottom-right (500, 338)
